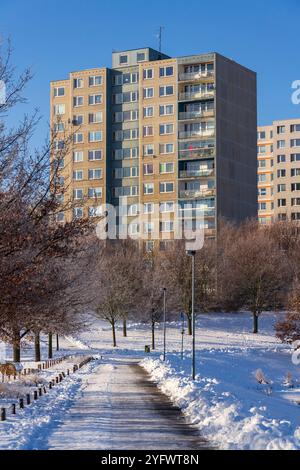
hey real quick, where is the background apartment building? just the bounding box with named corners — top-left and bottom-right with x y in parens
top-left (51, 47), bottom-right (257, 250)
top-left (258, 119), bottom-right (300, 224)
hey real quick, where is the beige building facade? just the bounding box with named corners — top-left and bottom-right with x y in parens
top-left (258, 119), bottom-right (300, 224)
top-left (51, 48), bottom-right (257, 250)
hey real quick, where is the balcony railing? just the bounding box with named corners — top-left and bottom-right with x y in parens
top-left (179, 188), bottom-right (216, 199)
top-left (179, 148), bottom-right (215, 159)
top-left (180, 208), bottom-right (216, 218)
top-left (179, 90), bottom-right (215, 101)
top-left (179, 129), bottom-right (215, 139)
top-left (179, 169), bottom-right (214, 178)
top-left (179, 71), bottom-right (214, 81)
top-left (179, 109), bottom-right (214, 120)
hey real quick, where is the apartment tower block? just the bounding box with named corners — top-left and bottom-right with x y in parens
top-left (51, 47), bottom-right (257, 249)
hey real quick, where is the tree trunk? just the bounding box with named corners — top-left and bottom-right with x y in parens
top-left (112, 322), bottom-right (117, 347)
top-left (187, 315), bottom-right (192, 336)
top-left (12, 329), bottom-right (21, 363)
top-left (48, 333), bottom-right (53, 359)
top-left (151, 321), bottom-right (155, 350)
top-left (34, 332), bottom-right (41, 362)
top-left (56, 334), bottom-right (59, 351)
top-left (123, 318), bottom-right (127, 337)
top-left (253, 312), bottom-right (259, 334)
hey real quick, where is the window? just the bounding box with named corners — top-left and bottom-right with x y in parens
top-left (277, 199), bottom-right (286, 207)
top-left (291, 139), bottom-right (300, 147)
top-left (277, 140), bottom-right (285, 149)
top-left (73, 115), bottom-right (83, 125)
top-left (89, 112), bottom-right (103, 123)
top-left (114, 186), bottom-right (138, 197)
top-left (277, 184), bottom-right (286, 192)
top-left (122, 73), bottom-right (138, 84)
top-left (258, 202), bottom-right (267, 211)
top-left (144, 222), bottom-right (154, 235)
top-left (258, 174), bottom-right (267, 183)
top-left (143, 106), bottom-right (154, 118)
top-left (54, 140), bottom-right (65, 151)
top-left (54, 104), bottom-right (65, 115)
top-left (73, 96), bottom-right (83, 107)
top-left (144, 183), bottom-right (154, 195)
top-left (137, 52), bottom-right (146, 62)
top-left (88, 206), bottom-right (102, 218)
top-left (89, 75), bottom-right (102, 86)
top-left (89, 94), bottom-right (102, 105)
top-left (145, 241), bottom-right (154, 253)
top-left (88, 169), bottom-right (102, 180)
top-left (143, 68), bottom-right (153, 80)
top-left (129, 223), bottom-right (139, 235)
top-left (121, 129), bottom-right (139, 141)
top-left (88, 187), bottom-right (102, 199)
top-left (159, 123), bottom-right (174, 135)
top-left (258, 145), bottom-right (267, 154)
top-left (160, 201), bottom-right (174, 213)
top-left (291, 154), bottom-right (300, 162)
top-left (291, 168), bottom-right (300, 177)
top-left (73, 207), bottom-right (83, 219)
top-left (143, 144), bottom-right (154, 156)
top-left (114, 147), bottom-right (139, 160)
top-left (160, 221), bottom-right (174, 232)
top-left (143, 163), bottom-right (154, 175)
top-left (128, 204), bottom-right (138, 216)
top-left (73, 78), bottom-right (83, 88)
top-left (73, 170), bottom-right (83, 181)
top-left (115, 167), bottom-right (138, 178)
top-left (143, 125), bottom-right (154, 137)
top-left (160, 162), bottom-right (174, 174)
top-left (291, 183), bottom-right (300, 192)
top-left (292, 198), bottom-right (300, 206)
top-left (159, 182), bottom-right (174, 193)
top-left (292, 213), bottom-right (300, 221)
top-left (258, 188), bottom-right (267, 197)
top-left (278, 214), bottom-right (287, 221)
top-left (56, 212), bottom-right (65, 223)
top-left (73, 188), bottom-right (83, 200)
top-left (54, 122), bottom-right (64, 132)
top-left (159, 104), bottom-right (174, 116)
top-left (277, 154), bottom-right (286, 163)
top-left (143, 87), bottom-right (154, 99)
top-left (277, 169), bottom-right (286, 178)
top-left (159, 66), bottom-right (174, 77)
top-left (258, 160), bottom-right (266, 168)
top-left (73, 151), bottom-right (83, 162)
top-left (54, 87), bottom-right (65, 97)
top-left (119, 55), bottom-right (128, 65)
top-left (277, 125), bottom-right (285, 134)
top-left (144, 202), bottom-right (154, 214)
top-left (88, 150), bottom-right (102, 161)
top-left (159, 85), bottom-right (174, 97)
top-left (291, 124), bottom-right (300, 133)
top-left (159, 143), bottom-right (174, 154)
top-left (73, 133), bottom-right (83, 144)
top-left (257, 131), bottom-right (266, 140)
top-left (89, 131), bottom-right (102, 142)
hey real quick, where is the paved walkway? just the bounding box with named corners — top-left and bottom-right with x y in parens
top-left (44, 358), bottom-right (209, 450)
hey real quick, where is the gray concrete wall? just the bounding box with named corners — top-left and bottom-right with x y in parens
top-left (215, 54), bottom-right (257, 224)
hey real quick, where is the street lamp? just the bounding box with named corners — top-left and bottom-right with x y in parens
top-left (186, 250), bottom-right (196, 380)
top-left (162, 287), bottom-right (167, 361)
top-left (180, 312), bottom-right (185, 360)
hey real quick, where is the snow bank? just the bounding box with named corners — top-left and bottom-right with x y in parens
top-left (142, 357), bottom-right (300, 450)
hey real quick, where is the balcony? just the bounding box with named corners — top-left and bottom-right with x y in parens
top-left (179, 109), bottom-right (214, 120)
top-left (178, 129), bottom-right (215, 140)
top-left (179, 188), bottom-right (216, 199)
top-left (179, 169), bottom-right (214, 178)
top-left (179, 71), bottom-right (214, 82)
top-left (179, 90), bottom-right (215, 101)
top-left (180, 208), bottom-right (216, 218)
top-left (179, 148), bottom-right (215, 159)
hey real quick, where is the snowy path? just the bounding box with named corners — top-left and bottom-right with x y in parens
top-left (34, 357), bottom-right (209, 450)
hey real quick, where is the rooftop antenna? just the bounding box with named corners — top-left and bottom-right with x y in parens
top-left (158, 26), bottom-right (164, 54)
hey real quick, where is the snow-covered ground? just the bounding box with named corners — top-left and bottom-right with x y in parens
top-left (0, 312), bottom-right (299, 450)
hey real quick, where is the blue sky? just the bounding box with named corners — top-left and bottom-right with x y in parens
top-left (1, 0), bottom-right (300, 145)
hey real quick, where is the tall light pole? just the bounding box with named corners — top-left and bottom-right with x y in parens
top-left (187, 250), bottom-right (196, 380)
top-left (163, 287), bottom-right (167, 361)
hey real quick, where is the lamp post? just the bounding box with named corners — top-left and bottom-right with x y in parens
top-left (163, 287), bottom-right (167, 361)
top-left (180, 312), bottom-right (185, 360)
top-left (186, 250), bottom-right (196, 380)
